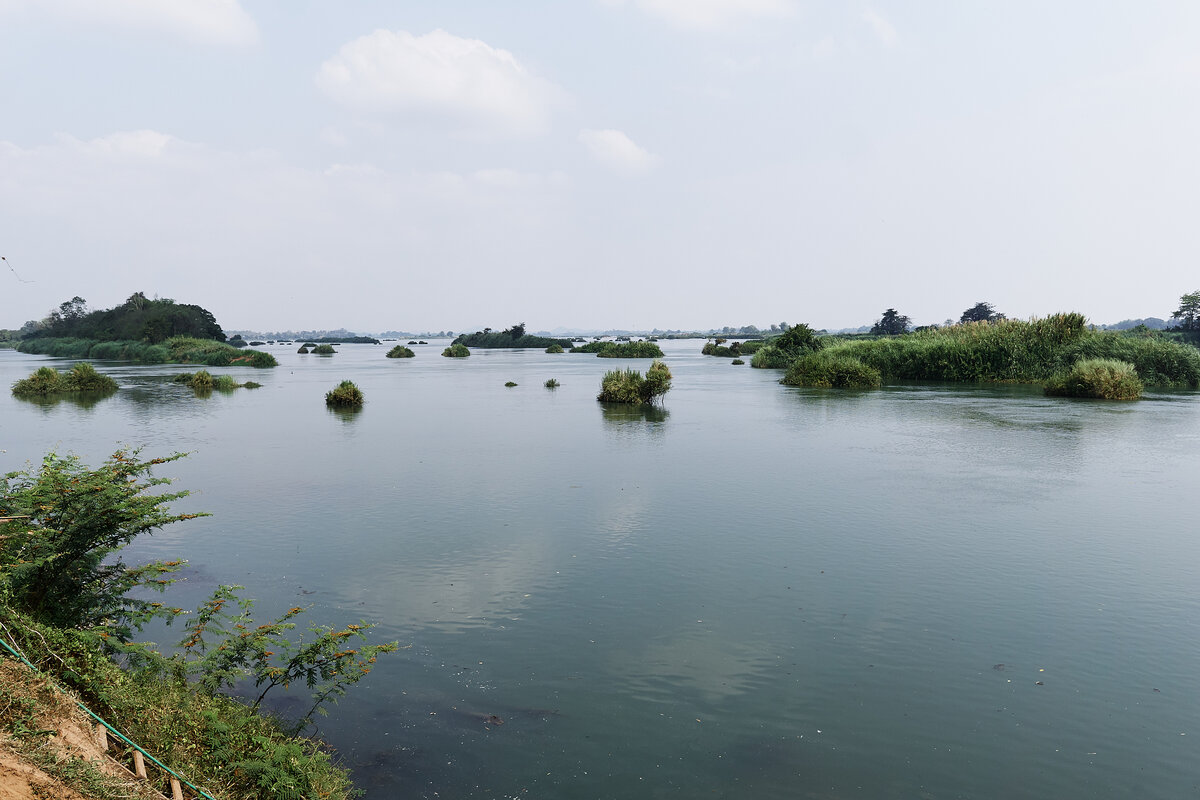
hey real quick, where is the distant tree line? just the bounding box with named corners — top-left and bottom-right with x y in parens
top-left (453, 322), bottom-right (571, 349)
top-left (20, 293), bottom-right (225, 343)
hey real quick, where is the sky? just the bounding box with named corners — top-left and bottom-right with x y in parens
top-left (2, 1), bottom-right (1200, 333)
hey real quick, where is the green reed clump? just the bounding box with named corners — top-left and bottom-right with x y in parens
top-left (325, 379), bottom-right (364, 408)
top-left (311, 344), bottom-right (336, 355)
top-left (442, 343), bottom-right (470, 358)
top-left (597, 360), bottom-right (672, 404)
top-left (189, 370), bottom-right (214, 391)
top-left (386, 345), bottom-right (415, 358)
top-left (596, 341), bottom-right (665, 359)
top-left (782, 352), bottom-right (882, 389)
top-left (732, 358), bottom-right (745, 365)
top-left (702, 341), bottom-right (743, 357)
top-left (1044, 358), bottom-right (1143, 400)
top-left (571, 341), bottom-right (615, 354)
top-left (505, 381), bottom-right (518, 387)
top-left (212, 374), bottom-right (238, 391)
top-left (751, 324), bottom-right (825, 369)
top-left (546, 344), bottom-right (564, 353)
top-left (545, 378), bottom-right (560, 388)
top-left (166, 336), bottom-right (277, 368)
top-left (1055, 333), bottom-right (1200, 388)
top-left (12, 363), bottom-right (118, 397)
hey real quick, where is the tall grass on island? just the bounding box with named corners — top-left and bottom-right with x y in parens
top-left (791, 314), bottom-right (1200, 389)
top-left (1044, 358), bottom-right (1143, 400)
top-left (442, 343), bottom-right (470, 358)
top-left (597, 360), bottom-right (672, 404)
top-left (325, 380), bottom-right (364, 408)
top-left (11, 362), bottom-right (118, 397)
top-left (750, 324), bottom-right (825, 369)
top-left (17, 336), bottom-right (277, 368)
top-left (782, 352), bottom-right (882, 389)
top-left (574, 341), bottom-right (665, 358)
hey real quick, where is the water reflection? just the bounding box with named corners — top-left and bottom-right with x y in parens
top-left (604, 402), bottom-right (672, 429)
top-left (12, 390), bottom-right (116, 412)
top-left (327, 406), bottom-right (363, 423)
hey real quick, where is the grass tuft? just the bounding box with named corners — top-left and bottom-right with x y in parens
top-left (1044, 358), bottom-right (1143, 400)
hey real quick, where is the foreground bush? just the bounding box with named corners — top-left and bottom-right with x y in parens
top-left (597, 360), bottom-right (672, 404)
top-left (325, 380), bottom-right (364, 408)
top-left (442, 343), bottom-right (470, 358)
top-left (1044, 358), bottom-right (1143, 400)
top-left (783, 352), bottom-right (882, 389)
top-left (12, 363), bottom-right (118, 397)
top-left (386, 345), bottom-right (415, 358)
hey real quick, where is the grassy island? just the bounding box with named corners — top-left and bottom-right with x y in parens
top-left (442, 343), bottom-right (470, 358)
top-left (453, 324), bottom-right (570, 350)
top-left (325, 380), bottom-right (364, 408)
top-left (11, 363), bottom-right (118, 397)
top-left (574, 341), bottom-right (665, 358)
top-left (386, 345), bottom-right (415, 358)
top-left (310, 344), bottom-right (336, 355)
top-left (598, 360), bottom-right (672, 404)
top-left (172, 371), bottom-right (261, 391)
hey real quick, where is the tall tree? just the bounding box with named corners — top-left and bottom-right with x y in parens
top-left (1172, 291), bottom-right (1200, 330)
top-left (960, 302), bottom-right (1003, 323)
top-left (871, 308), bottom-right (911, 335)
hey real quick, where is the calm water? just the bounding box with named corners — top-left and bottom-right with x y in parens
top-left (2, 341), bottom-right (1198, 799)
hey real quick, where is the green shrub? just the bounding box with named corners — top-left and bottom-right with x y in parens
top-left (386, 345), bottom-right (415, 358)
top-left (702, 341), bottom-right (742, 357)
top-left (164, 336), bottom-right (277, 368)
top-left (782, 352), bottom-right (882, 389)
top-left (190, 370), bottom-right (214, 391)
top-left (1045, 358), bottom-right (1143, 399)
top-left (597, 360), bottom-right (672, 404)
top-left (325, 380), bottom-right (364, 408)
top-left (242, 381), bottom-right (262, 389)
top-left (212, 375), bottom-right (238, 391)
top-left (297, 345), bottom-right (310, 354)
top-left (505, 381), bottom-right (518, 387)
top-left (1055, 333), bottom-right (1200, 388)
top-left (751, 323), bottom-right (825, 369)
top-left (545, 344), bottom-right (564, 353)
top-left (739, 340), bottom-right (766, 355)
top-left (571, 341), bottom-right (615, 354)
top-left (311, 344), bottom-right (336, 355)
top-left (545, 378), bottom-right (560, 388)
top-left (442, 343), bottom-right (470, 358)
top-left (731, 359), bottom-right (745, 365)
top-left (12, 364), bottom-right (117, 397)
top-left (596, 341), bottom-right (665, 358)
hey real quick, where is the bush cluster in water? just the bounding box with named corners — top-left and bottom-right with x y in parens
top-left (545, 378), bottom-right (560, 388)
top-left (311, 344), bottom-right (337, 355)
top-left (782, 352), bottom-right (882, 389)
top-left (1044, 358), bottom-right (1143, 400)
top-left (325, 380), bottom-right (364, 408)
top-left (545, 344), bottom-right (564, 354)
top-left (597, 360), bottom-right (672, 404)
top-left (386, 345), bottom-right (415, 358)
top-left (442, 343), bottom-right (470, 358)
top-left (172, 371), bottom-right (258, 392)
top-left (11, 362), bottom-right (118, 397)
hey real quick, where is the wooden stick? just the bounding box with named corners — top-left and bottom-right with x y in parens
top-left (133, 750), bottom-right (147, 779)
top-left (95, 724), bottom-right (108, 751)
top-left (170, 776), bottom-right (184, 800)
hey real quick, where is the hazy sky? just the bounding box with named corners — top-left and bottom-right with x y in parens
top-left (3, 1), bottom-right (1199, 333)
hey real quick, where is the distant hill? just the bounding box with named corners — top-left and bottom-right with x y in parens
top-left (1096, 317), bottom-right (1169, 331)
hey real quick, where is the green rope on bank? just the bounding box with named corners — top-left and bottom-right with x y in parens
top-left (0, 635), bottom-right (218, 800)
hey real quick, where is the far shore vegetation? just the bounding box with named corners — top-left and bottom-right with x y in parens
top-left (453, 323), bottom-right (571, 350)
top-left (386, 345), bottom-right (415, 358)
top-left (11, 362), bottom-right (118, 397)
top-left (573, 341), bottom-right (665, 358)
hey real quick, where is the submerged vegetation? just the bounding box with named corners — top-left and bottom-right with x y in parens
top-left (11, 362), bottom-right (118, 397)
top-left (386, 345), bottom-right (415, 358)
top-left (325, 380), bottom-right (364, 408)
top-left (172, 371), bottom-right (260, 392)
top-left (0, 450), bottom-right (395, 799)
top-left (597, 360), bottom-right (672, 404)
top-left (1044, 358), bottom-right (1143, 400)
top-left (442, 343), bottom-right (471, 358)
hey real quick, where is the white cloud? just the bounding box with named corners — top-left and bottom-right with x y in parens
top-left (315, 29), bottom-right (561, 137)
top-left (0, 0), bottom-right (257, 45)
top-left (861, 9), bottom-right (898, 46)
top-left (578, 129), bottom-right (659, 175)
top-left (601, 0), bottom-right (795, 31)
top-left (59, 130), bottom-right (175, 159)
